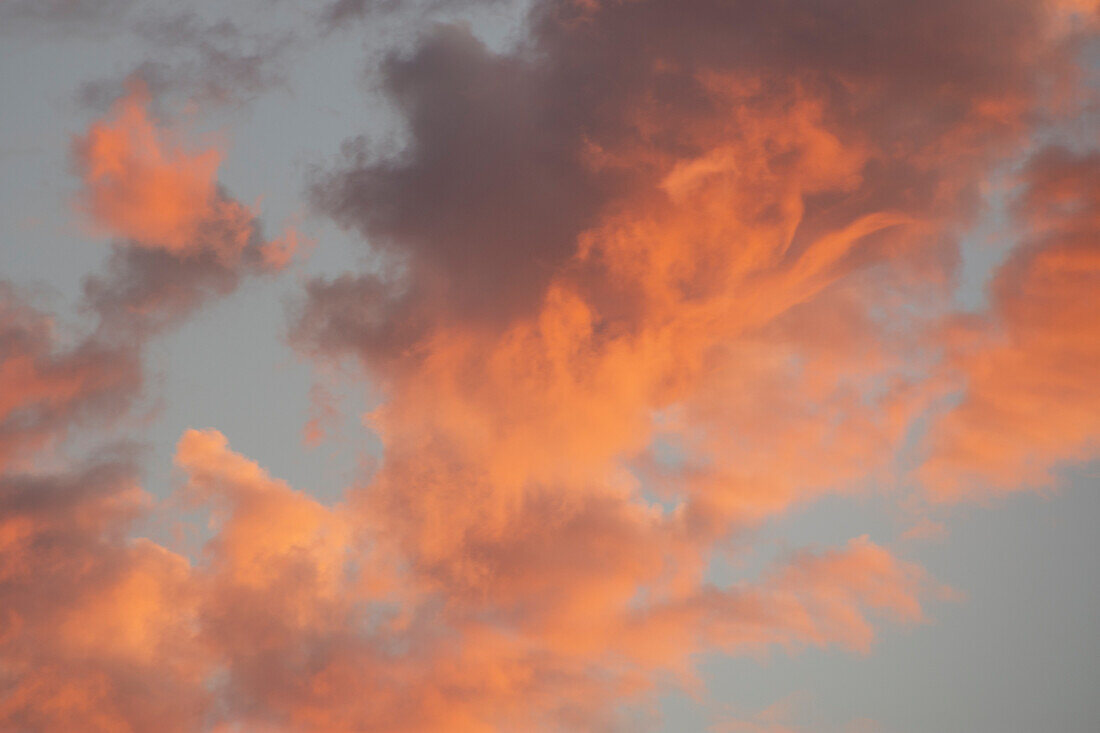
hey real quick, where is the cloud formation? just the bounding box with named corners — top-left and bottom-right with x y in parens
top-left (76, 12), bottom-right (290, 112)
top-left (921, 146), bottom-right (1100, 498)
top-left (0, 85), bottom-right (298, 728)
top-left (1, 0), bottom-right (1098, 730)
top-left (0, 81), bottom-right (292, 470)
top-left (0, 0), bottom-right (135, 33)
top-left (74, 82), bottom-right (297, 339)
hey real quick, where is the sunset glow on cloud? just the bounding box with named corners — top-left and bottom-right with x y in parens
top-left (0, 1), bottom-right (1097, 731)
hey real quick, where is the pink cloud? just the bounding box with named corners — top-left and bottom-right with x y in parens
top-left (1, 0), bottom-right (1097, 730)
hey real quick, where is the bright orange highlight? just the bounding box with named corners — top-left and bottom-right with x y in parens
top-left (73, 81), bottom-right (255, 263)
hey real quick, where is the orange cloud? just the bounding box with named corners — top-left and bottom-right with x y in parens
top-left (175, 428), bottom-right (352, 594)
top-left (73, 80), bottom-right (254, 263)
top-left (0, 286), bottom-right (138, 472)
top-left (278, 0), bottom-right (1095, 725)
top-left (0, 71), bottom-right (313, 732)
top-left (2, 0), bottom-right (1098, 730)
top-left (921, 147), bottom-right (1100, 499)
top-left (0, 81), bottom-right (302, 476)
top-left (0, 457), bottom-right (207, 733)
top-left (173, 434), bottom-right (932, 731)
top-left (1, 421), bottom-right (937, 732)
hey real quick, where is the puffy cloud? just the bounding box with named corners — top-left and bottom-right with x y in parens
top-left (0, 419), bottom-right (936, 731)
top-left (0, 285), bottom-right (138, 472)
top-left (2, 0), bottom-right (1098, 730)
top-left (175, 428), bottom-right (352, 595)
top-left (306, 0), bottom-right (1057, 358)
top-left (73, 82), bottom-right (297, 340)
top-left (176, 436), bottom-right (933, 731)
top-left (285, 0), bottom-right (1095, 725)
top-left (310, 23), bottom-right (622, 330)
top-left (0, 454), bottom-right (206, 733)
top-left (0, 81), bottom-right (297, 474)
top-left (75, 81), bottom-right (256, 262)
top-left (0, 70), bottom-right (308, 732)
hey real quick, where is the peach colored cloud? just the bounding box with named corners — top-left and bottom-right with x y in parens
top-left (0, 456), bottom-right (207, 733)
top-left (0, 286), bottom-right (138, 472)
top-left (74, 80), bottom-right (297, 271)
top-left (921, 147), bottom-right (1100, 499)
top-left (2, 425), bottom-right (932, 731)
top-left (1, 0), bottom-right (1098, 730)
top-left (0, 81), bottom-right (298, 477)
top-left (73, 80), bottom-right (251, 261)
top-left (280, 0), bottom-right (1094, 726)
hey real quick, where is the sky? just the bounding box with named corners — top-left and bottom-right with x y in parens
top-left (0, 1), bottom-right (1098, 732)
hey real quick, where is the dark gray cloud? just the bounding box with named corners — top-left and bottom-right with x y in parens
top-left (310, 24), bottom-right (622, 332)
top-left (322, 0), bottom-right (401, 27)
top-left (0, 284), bottom-right (139, 469)
top-left (0, 0), bottom-right (135, 33)
top-left (76, 10), bottom-right (291, 111)
top-left (84, 206), bottom-right (281, 344)
top-left (319, 0), bottom-right (511, 31)
top-left (300, 0), bottom-right (1065, 368)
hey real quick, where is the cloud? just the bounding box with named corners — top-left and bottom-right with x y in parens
top-left (921, 147), bottom-right (1100, 499)
top-left (1, 420), bottom-right (934, 731)
top-left (321, 0), bottom-right (413, 27)
top-left (181, 435), bottom-right (933, 730)
top-left (76, 11), bottom-right (291, 111)
top-left (0, 285), bottom-right (139, 472)
top-left (0, 0), bottom-right (135, 34)
top-left (318, 0), bottom-right (511, 31)
top-left (283, 0), bottom-right (1094, 725)
top-left (0, 80), bottom-right (298, 475)
top-left (74, 81), bottom-right (254, 261)
top-left (1, 76), bottom-right (294, 455)
top-left (0, 452), bottom-right (206, 733)
top-left (0, 86), bottom-right (306, 731)
top-left (310, 22), bottom-right (623, 331)
top-left (1, 0), bottom-right (1098, 730)
top-left (303, 0), bottom-right (1059, 364)
top-left (73, 81), bottom-right (297, 340)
